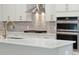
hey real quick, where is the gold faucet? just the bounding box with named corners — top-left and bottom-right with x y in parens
top-left (3, 21), bottom-right (15, 39)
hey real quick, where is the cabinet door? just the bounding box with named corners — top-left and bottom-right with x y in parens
top-left (68, 4), bottom-right (79, 11)
top-left (26, 4), bottom-right (35, 21)
top-left (2, 4), bottom-right (16, 21)
top-left (0, 5), bottom-right (2, 21)
top-left (15, 4), bottom-right (27, 21)
top-left (45, 4), bottom-right (56, 21)
top-left (56, 4), bottom-right (66, 11)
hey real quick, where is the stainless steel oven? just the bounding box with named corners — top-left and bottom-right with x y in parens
top-left (57, 17), bottom-right (78, 49)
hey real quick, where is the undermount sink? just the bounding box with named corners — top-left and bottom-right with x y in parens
top-left (7, 37), bottom-right (24, 39)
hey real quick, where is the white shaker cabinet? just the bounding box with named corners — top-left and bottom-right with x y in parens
top-left (56, 4), bottom-right (66, 11)
top-left (2, 4), bottom-right (16, 21)
top-left (56, 4), bottom-right (79, 11)
top-left (15, 4), bottom-right (27, 21)
top-left (2, 4), bottom-right (32, 21)
top-left (56, 4), bottom-right (79, 17)
top-left (45, 4), bottom-right (56, 21)
top-left (68, 4), bottom-right (79, 11)
top-left (26, 4), bottom-right (35, 21)
top-left (13, 4), bottom-right (33, 21)
top-left (0, 5), bottom-right (2, 21)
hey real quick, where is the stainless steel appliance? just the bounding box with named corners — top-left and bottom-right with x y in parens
top-left (57, 17), bottom-right (78, 49)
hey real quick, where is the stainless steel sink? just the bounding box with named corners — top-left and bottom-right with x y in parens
top-left (7, 37), bottom-right (24, 39)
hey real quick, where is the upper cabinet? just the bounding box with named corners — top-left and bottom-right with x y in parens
top-left (26, 4), bottom-right (35, 21)
top-left (0, 5), bottom-right (2, 21)
top-left (1, 4), bottom-right (79, 21)
top-left (56, 4), bottom-right (79, 12)
top-left (0, 4), bottom-right (33, 21)
top-left (45, 4), bottom-right (56, 21)
top-left (15, 4), bottom-right (27, 21)
top-left (56, 4), bottom-right (66, 11)
top-left (68, 4), bottom-right (79, 11)
top-left (2, 4), bottom-right (16, 21)
top-left (56, 4), bottom-right (79, 17)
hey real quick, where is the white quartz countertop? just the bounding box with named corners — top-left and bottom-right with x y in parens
top-left (0, 32), bottom-right (75, 49)
top-left (0, 38), bottom-right (75, 49)
top-left (7, 32), bottom-right (56, 36)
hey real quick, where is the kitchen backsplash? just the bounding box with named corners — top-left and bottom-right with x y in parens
top-left (0, 22), bottom-right (4, 31)
top-left (0, 21), bottom-right (56, 34)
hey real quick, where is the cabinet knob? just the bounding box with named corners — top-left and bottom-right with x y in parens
top-left (7, 16), bottom-right (10, 20)
top-left (19, 16), bottom-right (22, 20)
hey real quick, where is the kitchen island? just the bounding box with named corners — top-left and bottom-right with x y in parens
top-left (0, 36), bottom-right (75, 55)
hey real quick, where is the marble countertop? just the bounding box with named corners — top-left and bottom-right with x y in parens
top-left (0, 38), bottom-right (75, 49)
top-left (7, 32), bottom-right (56, 36)
top-left (0, 32), bottom-right (75, 49)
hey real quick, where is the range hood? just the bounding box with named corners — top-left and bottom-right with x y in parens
top-left (26, 4), bottom-right (45, 14)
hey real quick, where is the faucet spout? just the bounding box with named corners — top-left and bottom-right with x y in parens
top-left (3, 21), bottom-right (7, 39)
top-left (3, 21), bottom-right (15, 39)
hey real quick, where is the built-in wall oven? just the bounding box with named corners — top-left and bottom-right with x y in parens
top-left (57, 17), bottom-right (78, 49)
